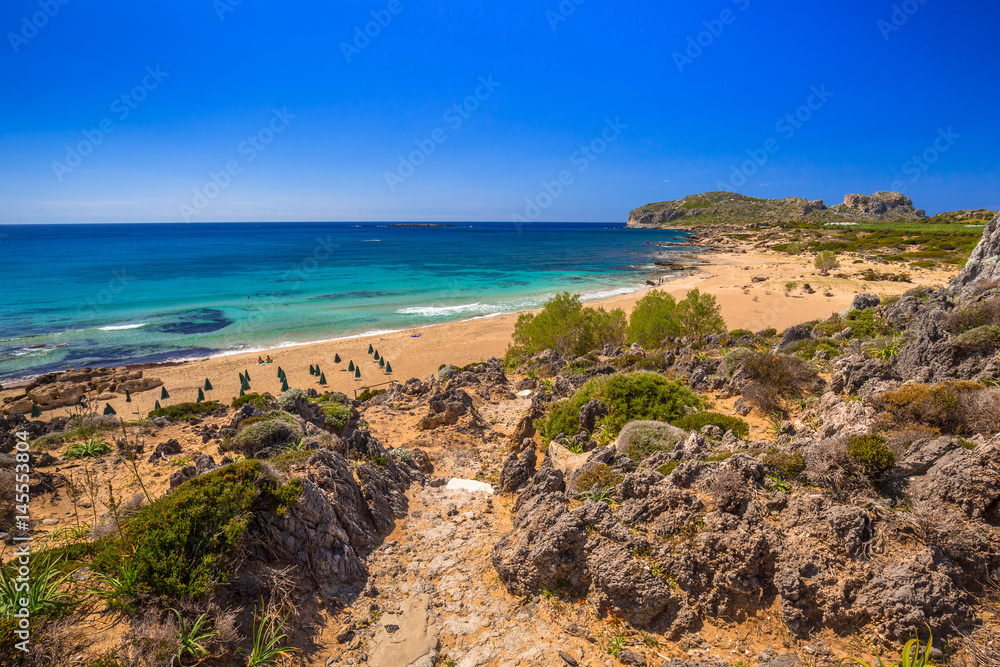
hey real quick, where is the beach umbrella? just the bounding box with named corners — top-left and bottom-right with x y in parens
top-left (354, 367), bottom-right (361, 380)
top-left (239, 388), bottom-right (246, 397)
top-left (367, 344), bottom-right (373, 355)
top-left (373, 350), bottom-right (380, 362)
top-left (30, 404), bottom-right (41, 419)
top-left (280, 378), bottom-right (289, 392)
top-left (77, 395), bottom-right (87, 406)
top-left (277, 366), bottom-right (284, 378)
top-left (204, 379), bottom-right (213, 392)
top-left (309, 364), bottom-right (315, 376)
top-left (385, 362), bottom-right (392, 375)
top-left (154, 400), bottom-right (161, 410)
top-left (315, 365), bottom-right (321, 376)
top-left (104, 403), bottom-right (116, 415)
top-left (334, 354), bottom-right (341, 364)
top-left (244, 370), bottom-right (251, 382)
top-left (319, 372), bottom-right (327, 385)
top-left (125, 390), bottom-right (132, 403)
top-left (161, 387), bottom-right (170, 400)
top-left (348, 360), bottom-right (355, 372)
top-left (379, 357), bottom-right (385, 369)
top-left (197, 388), bottom-right (205, 403)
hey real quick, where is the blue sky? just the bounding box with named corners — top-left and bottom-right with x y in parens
top-left (1, 0), bottom-right (998, 223)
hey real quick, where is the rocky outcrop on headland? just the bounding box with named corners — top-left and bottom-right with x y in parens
top-left (1, 366), bottom-right (163, 414)
top-left (952, 210), bottom-right (1000, 290)
top-left (627, 190), bottom-right (927, 228)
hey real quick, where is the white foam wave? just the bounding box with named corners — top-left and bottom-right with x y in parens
top-left (99, 323), bottom-right (148, 331)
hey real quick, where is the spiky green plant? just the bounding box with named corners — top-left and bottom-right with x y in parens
top-left (0, 556), bottom-right (77, 619)
top-left (169, 608), bottom-right (219, 665)
top-left (64, 439), bottom-right (113, 459)
top-left (838, 625), bottom-right (936, 667)
top-left (241, 607), bottom-right (301, 666)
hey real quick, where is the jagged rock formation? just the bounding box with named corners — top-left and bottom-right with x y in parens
top-left (2, 367), bottom-right (163, 414)
top-left (952, 210), bottom-right (1000, 290)
top-left (840, 192), bottom-right (925, 218)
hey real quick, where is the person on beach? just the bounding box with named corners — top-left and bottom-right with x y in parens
top-left (258, 356), bottom-right (265, 364)
top-left (265, 355), bottom-right (273, 364)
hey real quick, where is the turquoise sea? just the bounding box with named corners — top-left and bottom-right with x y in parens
top-left (0, 222), bottom-right (693, 381)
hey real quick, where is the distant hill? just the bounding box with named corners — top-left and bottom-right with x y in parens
top-left (626, 191), bottom-right (953, 227)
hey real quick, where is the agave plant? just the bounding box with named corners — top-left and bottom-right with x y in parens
top-left (838, 625), bottom-right (936, 667)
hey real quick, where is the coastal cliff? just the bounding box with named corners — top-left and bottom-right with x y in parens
top-left (627, 190), bottom-right (929, 227)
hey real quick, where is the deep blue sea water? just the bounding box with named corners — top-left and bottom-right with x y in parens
top-left (0, 222), bottom-right (693, 381)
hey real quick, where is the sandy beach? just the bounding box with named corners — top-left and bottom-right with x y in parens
top-left (1, 244), bottom-right (958, 417)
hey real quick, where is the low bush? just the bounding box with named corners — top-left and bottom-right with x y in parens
top-left (148, 401), bottom-right (221, 421)
top-left (847, 434), bottom-right (896, 477)
top-left (64, 439), bottom-right (113, 459)
top-left (577, 464), bottom-right (623, 496)
top-left (92, 460), bottom-right (301, 601)
top-left (944, 296), bottom-right (1000, 334)
top-left (32, 432), bottom-right (65, 450)
top-left (672, 412), bottom-right (750, 440)
top-left (356, 388), bottom-right (387, 402)
top-left (874, 381), bottom-right (1000, 435)
top-left (231, 418), bottom-right (299, 456)
top-left (231, 392), bottom-right (275, 410)
top-left (615, 421), bottom-right (687, 462)
top-left (950, 324), bottom-right (1000, 352)
top-left (320, 402), bottom-right (352, 435)
top-left (784, 337), bottom-right (843, 360)
top-left (540, 372), bottom-right (705, 440)
top-left (627, 288), bottom-right (726, 348)
top-left (736, 352), bottom-right (824, 397)
top-left (762, 448), bottom-right (806, 479)
top-left (509, 292), bottom-right (627, 359)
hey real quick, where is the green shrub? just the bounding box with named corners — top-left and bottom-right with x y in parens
top-left (615, 420), bottom-right (687, 462)
top-left (874, 381), bottom-right (991, 434)
top-left (672, 412), bottom-right (750, 440)
top-left (92, 460), bottom-right (301, 601)
top-left (720, 347), bottom-right (757, 379)
top-left (762, 448), bottom-right (806, 479)
top-left (268, 449), bottom-right (317, 472)
top-left (848, 434), bottom-right (896, 477)
top-left (577, 464), bottom-right (623, 494)
top-left (626, 290), bottom-right (681, 348)
top-left (784, 337), bottom-right (843, 360)
top-left (356, 388), bottom-right (387, 402)
top-left (815, 251), bottom-right (839, 275)
top-left (950, 324), bottom-right (1000, 352)
top-left (320, 402), bottom-right (352, 434)
top-left (944, 296), bottom-right (1000, 333)
top-left (148, 401), bottom-right (221, 421)
top-left (736, 352), bottom-right (824, 397)
top-left (627, 288), bottom-right (726, 348)
top-left (540, 372), bottom-right (705, 440)
top-left (32, 432), bottom-right (65, 450)
top-left (656, 462), bottom-right (679, 476)
top-left (231, 392), bottom-right (275, 410)
top-left (509, 292), bottom-right (627, 358)
top-left (231, 418), bottom-right (298, 456)
top-left (675, 288), bottom-right (727, 339)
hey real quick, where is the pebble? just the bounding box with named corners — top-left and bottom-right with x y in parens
top-left (559, 649), bottom-right (579, 666)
